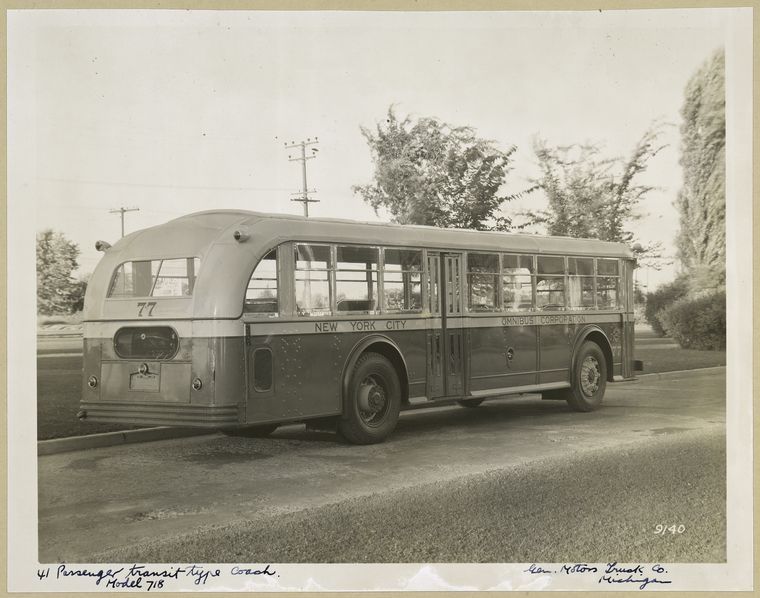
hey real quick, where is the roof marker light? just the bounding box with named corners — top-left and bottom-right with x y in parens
top-left (233, 228), bottom-right (250, 243)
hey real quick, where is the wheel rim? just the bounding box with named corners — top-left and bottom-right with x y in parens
top-left (580, 355), bottom-right (601, 397)
top-left (357, 374), bottom-right (389, 426)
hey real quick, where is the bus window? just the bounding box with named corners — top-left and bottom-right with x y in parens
top-left (567, 257), bottom-right (595, 310)
top-left (152, 258), bottom-right (201, 297)
top-left (597, 258), bottom-right (619, 309)
top-left (536, 255), bottom-right (565, 310)
top-left (383, 248), bottom-right (422, 313)
top-left (245, 249), bottom-right (278, 315)
top-left (108, 258), bottom-right (199, 298)
top-left (467, 253), bottom-right (499, 311)
top-left (336, 245), bottom-right (379, 314)
top-left (295, 244), bottom-right (332, 317)
top-left (502, 254), bottom-right (533, 311)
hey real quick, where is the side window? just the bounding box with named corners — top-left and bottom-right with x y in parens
top-left (567, 257), bottom-right (595, 310)
top-left (536, 255), bottom-right (565, 310)
top-left (426, 253), bottom-right (441, 315)
top-left (467, 253), bottom-right (499, 312)
top-left (245, 249), bottom-right (278, 315)
top-left (383, 248), bottom-right (423, 313)
top-left (335, 246), bottom-right (379, 314)
top-left (294, 244), bottom-right (332, 317)
top-left (502, 254), bottom-right (534, 311)
top-left (596, 258), bottom-right (620, 309)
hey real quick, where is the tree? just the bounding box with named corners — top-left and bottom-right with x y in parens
top-left (675, 49), bottom-right (725, 294)
top-left (522, 126), bottom-right (666, 244)
top-left (353, 106), bottom-right (518, 230)
top-left (36, 230), bottom-right (84, 314)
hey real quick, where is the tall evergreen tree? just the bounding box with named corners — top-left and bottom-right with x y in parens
top-left (675, 49), bottom-right (725, 293)
top-left (353, 106), bottom-right (518, 230)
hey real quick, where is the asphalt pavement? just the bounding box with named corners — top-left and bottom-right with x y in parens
top-left (38, 367), bottom-right (726, 563)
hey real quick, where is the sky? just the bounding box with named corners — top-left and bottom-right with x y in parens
top-left (9, 9), bottom-right (732, 290)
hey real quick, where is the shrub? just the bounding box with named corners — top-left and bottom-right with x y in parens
top-left (644, 276), bottom-right (689, 336)
top-left (658, 291), bottom-right (726, 350)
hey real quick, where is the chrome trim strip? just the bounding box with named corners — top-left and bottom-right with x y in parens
top-left (84, 312), bottom-right (628, 339)
top-left (469, 381), bottom-right (571, 398)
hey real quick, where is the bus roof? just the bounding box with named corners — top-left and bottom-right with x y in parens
top-left (169, 209), bottom-right (634, 256)
top-left (84, 210), bottom-right (633, 320)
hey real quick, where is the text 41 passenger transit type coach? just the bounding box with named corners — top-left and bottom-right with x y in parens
top-left (80, 211), bottom-right (642, 444)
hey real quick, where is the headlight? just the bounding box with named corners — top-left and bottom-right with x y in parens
top-left (87, 375), bottom-right (98, 388)
top-left (192, 377), bottom-right (203, 391)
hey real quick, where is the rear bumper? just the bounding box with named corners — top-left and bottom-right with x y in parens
top-left (78, 401), bottom-right (239, 427)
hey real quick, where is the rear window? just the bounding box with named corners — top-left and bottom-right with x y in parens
top-left (108, 258), bottom-right (200, 298)
top-left (114, 326), bottom-right (179, 360)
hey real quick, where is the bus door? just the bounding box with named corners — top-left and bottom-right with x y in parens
top-left (427, 252), bottom-right (465, 398)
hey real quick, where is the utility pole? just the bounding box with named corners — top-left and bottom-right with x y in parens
top-left (109, 206), bottom-right (140, 238)
top-left (285, 138), bottom-right (320, 217)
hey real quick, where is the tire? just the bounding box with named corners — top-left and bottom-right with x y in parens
top-left (222, 423), bottom-right (279, 437)
top-left (457, 398), bottom-right (484, 408)
top-left (566, 341), bottom-right (607, 412)
top-left (338, 352), bottom-right (401, 444)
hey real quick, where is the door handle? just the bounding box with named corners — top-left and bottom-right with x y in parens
top-left (506, 346), bottom-right (515, 366)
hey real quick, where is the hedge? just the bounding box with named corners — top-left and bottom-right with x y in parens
top-left (658, 291), bottom-right (726, 351)
top-left (644, 277), bottom-right (689, 336)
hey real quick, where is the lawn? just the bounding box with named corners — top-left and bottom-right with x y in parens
top-left (37, 355), bottom-right (140, 440)
top-left (634, 328), bottom-right (725, 374)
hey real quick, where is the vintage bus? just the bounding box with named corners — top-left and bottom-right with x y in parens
top-left (80, 210), bottom-right (640, 444)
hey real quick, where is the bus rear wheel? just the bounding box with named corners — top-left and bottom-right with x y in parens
top-left (566, 341), bottom-right (607, 412)
top-left (339, 352), bottom-right (401, 445)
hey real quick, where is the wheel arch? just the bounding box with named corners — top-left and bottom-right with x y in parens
top-left (340, 335), bottom-right (410, 412)
top-left (573, 326), bottom-right (614, 382)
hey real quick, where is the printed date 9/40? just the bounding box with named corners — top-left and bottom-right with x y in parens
top-left (654, 524), bottom-right (686, 535)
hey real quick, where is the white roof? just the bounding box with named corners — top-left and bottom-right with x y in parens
top-left (84, 210), bottom-right (633, 320)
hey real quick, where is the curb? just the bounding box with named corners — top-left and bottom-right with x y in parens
top-left (634, 365), bottom-right (726, 381)
top-left (37, 366), bottom-right (726, 456)
top-left (38, 427), bottom-right (218, 456)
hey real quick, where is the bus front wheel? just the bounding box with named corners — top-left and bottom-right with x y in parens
top-left (339, 352), bottom-right (401, 444)
top-left (566, 341), bottom-right (607, 412)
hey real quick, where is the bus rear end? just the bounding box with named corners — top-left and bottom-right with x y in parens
top-left (79, 214), bottom-right (251, 429)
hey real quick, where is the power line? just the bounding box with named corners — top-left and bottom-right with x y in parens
top-left (38, 177), bottom-right (292, 192)
top-left (109, 206), bottom-right (140, 238)
top-left (285, 137), bottom-right (320, 217)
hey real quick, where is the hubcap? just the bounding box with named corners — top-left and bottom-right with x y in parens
top-left (580, 356), bottom-right (601, 396)
top-left (357, 375), bottom-right (388, 425)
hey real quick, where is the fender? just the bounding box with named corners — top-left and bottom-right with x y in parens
top-left (340, 334), bottom-right (409, 413)
top-left (571, 324), bottom-right (614, 382)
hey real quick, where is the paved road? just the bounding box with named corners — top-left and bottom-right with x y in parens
top-left (38, 368), bottom-right (726, 563)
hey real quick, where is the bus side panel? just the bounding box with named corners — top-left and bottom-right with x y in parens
top-left (207, 336), bottom-right (247, 413)
top-left (600, 320), bottom-right (625, 378)
top-left (385, 329), bottom-right (428, 398)
top-left (468, 324), bottom-right (537, 391)
top-left (538, 324), bottom-right (571, 384)
top-left (244, 329), bottom-right (427, 424)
